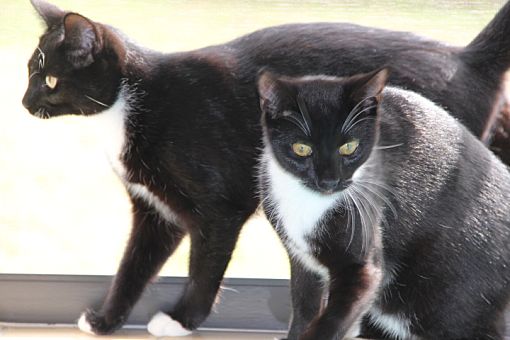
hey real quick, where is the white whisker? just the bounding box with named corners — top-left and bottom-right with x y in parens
top-left (296, 96), bottom-right (312, 136)
top-left (284, 115), bottom-right (309, 136)
top-left (37, 46), bottom-right (45, 70)
top-left (357, 179), bottom-right (397, 198)
top-left (344, 116), bottom-right (376, 134)
top-left (85, 95), bottom-right (110, 108)
top-left (355, 181), bottom-right (397, 221)
top-left (344, 191), bottom-right (356, 251)
top-left (352, 185), bottom-right (377, 224)
top-left (29, 71), bottom-right (40, 80)
top-left (373, 143), bottom-right (404, 150)
top-left (341, 96), bottom-right (376, 132)
top-left (359, 183), bottom-right (396, 218)
top-left (342, 105), bottom-right (377, 133)
top-left (347, 188), bottom-right (369, 255)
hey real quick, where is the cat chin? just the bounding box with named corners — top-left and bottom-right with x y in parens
top-left (147, 311), bottom-right (192, 337)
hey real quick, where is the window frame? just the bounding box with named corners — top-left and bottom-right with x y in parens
top-left (0, 274), bottom-right (290, 332)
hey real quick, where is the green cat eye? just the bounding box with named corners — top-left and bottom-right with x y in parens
top-left (339, 139), bottom-right (359, 156)
top-left (45, 75), bottom-right (58, 89)
top-left (292, 143), bottom-right (313, 157)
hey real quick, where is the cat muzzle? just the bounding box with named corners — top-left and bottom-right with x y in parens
top-left (316, 178), bottom-right (341, 194)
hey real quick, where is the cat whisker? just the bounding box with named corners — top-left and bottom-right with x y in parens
top-left (37, 46), bottom-right (45, 70)
top-left (341, 105), bottom-right (377, 132)
top-left (356, 175), bottom-right (394, 194)
top-left (296, 96), bottom-right (312, 136)
top-left (34, 107), bottom-right (50, 119)
top-left (284, 115), bottom-right (310, 136)
top-left (29, 71), bottom-right (40, 80)
top-left (352, 185), bottom-right (380, 223)
top-left (373, 143), bottom-right (404, 150)
top-left (355, 181), bottom-right (397, 219)
top-left (356, 178), bottom-right (397, 196)
top-left (343, 95), bottom-right (376, 129)
top-left (85, 95), bottom-right (110, 108)
top-left (358, 183), bottom-right (397, 231)
top-left (343, 191), bottom-right (356, 251)
top-left (349, 184), bottom-right (382, 255)
top-left (346, 187), bottom-right (369, 255)
top-left (343, 116), bottom-right (376, 134)
top-left (342, 105), bottom-right (377, 133)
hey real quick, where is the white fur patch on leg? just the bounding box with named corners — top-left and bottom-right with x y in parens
top-left (77, 312), bottom-right (95, 335)
top-left (147, 311), bottom-right (192, 337)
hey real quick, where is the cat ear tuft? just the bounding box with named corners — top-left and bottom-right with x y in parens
top-left (349, 67), bottom-right (390, 105)
top-left (63, 13), bottom-right (102, 68)
top-left (31, 0), bottom-right (65, 27)
top-left (257, 70), bottom-right (291, 119)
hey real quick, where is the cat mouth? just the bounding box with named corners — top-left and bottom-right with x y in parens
top-left (316, 180), bottom-right (351, 195)
top-left (316, 186), bottom-right (341, 195)
top-left (30, 106), bottom-right (69, 119)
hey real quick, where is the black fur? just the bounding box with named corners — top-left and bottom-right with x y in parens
top-left (22, 0), bottom-right (510, 335)
top-left (258, 70), bottom-right (510, 340)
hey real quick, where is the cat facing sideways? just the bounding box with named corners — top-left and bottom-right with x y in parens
top-left (22, 0), bottom-right (510, 336)
top-left (257, 68), bottom-right (510, 340)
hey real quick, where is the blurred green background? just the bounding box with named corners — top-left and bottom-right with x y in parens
top-left (0, 0), bottom-right (505, 277)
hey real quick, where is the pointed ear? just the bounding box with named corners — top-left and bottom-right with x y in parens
top-left (63, 13), bottom-right (102, 68)
top-left (257, 70), bottom-right (293, 119)
top-left (349, 68), bottom-right (390, 104)
top-left (31, 0), bottom-right (65, 27)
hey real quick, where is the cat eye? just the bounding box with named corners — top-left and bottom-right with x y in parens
top-left (339, 139), bottom-right (359, 156)
top-left (45, 75), bottom-right (58, 89)
top-left (292, 143), bottom-right (313, 157)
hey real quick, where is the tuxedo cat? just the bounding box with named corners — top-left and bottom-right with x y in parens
top-left (257, 69), bottom-right (510, 340)
top-left (23, 0), bottom-right (510, 336)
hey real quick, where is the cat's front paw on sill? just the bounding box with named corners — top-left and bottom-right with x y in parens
top-left (77, 309), bottom-right (124, 335)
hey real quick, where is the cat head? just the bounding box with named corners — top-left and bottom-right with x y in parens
top-left (22, 0), bottom-right (125, 118)
top-left (258, 68), bottom-right (389, 194)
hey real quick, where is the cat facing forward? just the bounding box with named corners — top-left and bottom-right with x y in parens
top-left (258, 69), bottom-right (510, 340)
top-left (22, 0), bottom-right (510, 336)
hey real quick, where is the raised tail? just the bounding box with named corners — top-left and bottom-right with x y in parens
top-left (462, 1), bottom-right (510, 70)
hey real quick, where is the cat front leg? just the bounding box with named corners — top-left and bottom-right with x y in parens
top-left (147, 212), bottom-right (249, 336)
top-left (299, 262), bottom-right (382, 340)
top-left (285, 256), bottom-right (325, 340)
top-left (78, 195), bottom-right (186, 335)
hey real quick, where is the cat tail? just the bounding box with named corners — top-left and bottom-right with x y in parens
top-left (461, 1), bottom-right (510, 72)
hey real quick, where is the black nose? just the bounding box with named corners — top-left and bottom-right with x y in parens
top-left (317, 178), bottom-right (340, 192)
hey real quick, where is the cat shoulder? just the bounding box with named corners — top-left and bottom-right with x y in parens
top-left (380, 86), bottom-right (461, 134)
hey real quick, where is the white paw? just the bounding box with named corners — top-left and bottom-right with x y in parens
top-left (147, 311), bottom-right (192, 337)
top-left (77, 312), bottom-right (96, 335)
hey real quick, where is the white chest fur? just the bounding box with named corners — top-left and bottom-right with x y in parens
top-left (89, 96), bottom-right (128, 178)
top-left (264, 150), bottom-right (342, 278)
top-left (89, 93), bottom-right (179, 225)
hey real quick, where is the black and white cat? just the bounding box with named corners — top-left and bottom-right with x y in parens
top-left (23, 0), bottom-right (510, 336)
top-left (257, 68), bottom-right (510, 340)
